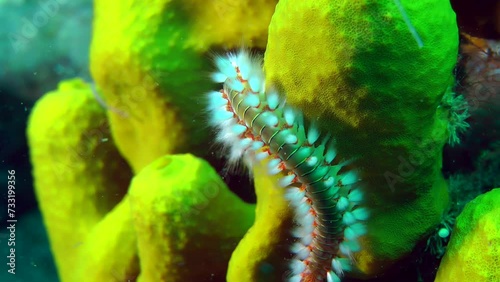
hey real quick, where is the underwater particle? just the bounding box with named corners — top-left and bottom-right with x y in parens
top-left (207, 50), bottom-right (368, 282)
top-left (437, 228), bottom-right (450, 238)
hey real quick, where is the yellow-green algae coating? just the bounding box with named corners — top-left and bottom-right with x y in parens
top-left (264, 0), bottom-right (458, 276)
top-left (129, 154), bottom-right (255, 281)
top-left (27, 78), bottom-right (134, 282)
top-left (435, 188), bottom-right (500, 282)
top-left (90, 0), bottom-right (278, 173)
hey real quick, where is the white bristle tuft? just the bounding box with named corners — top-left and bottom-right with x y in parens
top-left (350, 223), bottom-right (367, 236)
top-left (279, 174), bottom-right (296, 187)
top-left (336, 196), bottom-right (349, 211)
top-left (306, 156), bottom-right (318, 166)
top-left (289, 275), bottom-right (302, 282)
top-left (228, 147), bottom-right (244, 163)
top-left (211, 72), bottom-right (227, 83)
top-left (307, 125), bottom-right (320, 144)
top-left (244, 93), bottom-right (260, 107)
top-left (341, 171), bottom-right (358, 186)
top-left (211, 110), bottom-right (233, 123)
top-left (238, 137), bottom-right (252, 149)
top-left (227, 78), bottom-right (244, 92)
top-left (352, 208), bottom-right (370, 221)
top-left (337, 258), bottom-right (352, 272)
top-left (255, 151), bottom-right (269, 161)
top-left (215, 125), bottom-right (233, 140)
top-left (302, 213), bottom-right (315, 227)
top-left (207, 91), bottom-right (227, 109)
top-left (348, 189), bottom-right (363, 203)
top-left (231, 124), bottom-right (247, 136)
top-left (344, 226), bottom-right (359, 241)
top-left (267, 158), bottom-right (283, 175)
top-left (350, 240), bottom-right (361, 252)
top-left (215, 57), bottom-right (238, 79)
top-left (284, 107), bottom-right (296, 126)
top-left (285, 134), bottom-right (298, 144)
top-left (248, 73), bottom-right (263, 93)
top-left (331, 259), bottom-right (344, 276)
top-left (323, 176), bottom-right (334, 187)
top-left (339, 242), bottom-right (351, 257)
top-left (299, 221), bottom-right (315, 236)
top-left (236, 50), bottom-right (252, 80)
top-left (285, 188), bottom-right (306, 204)
top-left (325, 145), bottom-right (337, 163)
top-left (327, 271), bottom-right (341, 282)
top-left (342, 211), bottom-right (356, 226)
top-left (291, 227), bottom-right (304, 238)
top-left (251, 141), bottom-right (264, 150)
top-left (292, 226), bottom-right (310, 239)
top-left (266, 91), bottom-right (280, 110)
top-left (295, 200), bottom-right (311, 216)
top-left (210, 72), bottom-right (227, 83)
top-left (341, 240), bottom-right (361, 254)
top-left (291, 243), bottom-right (311, 260)
top-left (264, 113), bottom-right (279, 127)
top-left (301, 234), bottom-right (313, 246)
top-left (213, 116), bottom-right (236, 130)
top-left (290, 259), bottom-right (307, 275)
top-left (267, 167), bottom-right (283, 175)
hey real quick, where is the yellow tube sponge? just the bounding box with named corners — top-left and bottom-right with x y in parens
top-left (74, 196), bottom-right (139, 282)
top-left (27, 78), bottom-right (132, 282)
top-left (264, 0), bottom-right (457, 276)
top-left (90, 0), bottom-right (278, 173)
top-left (227, 164), bottom-right (294, 282)
top-left (435, 188), bottom-right (500, 282)
top-left (128, 153), bottom-right (255, 281)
